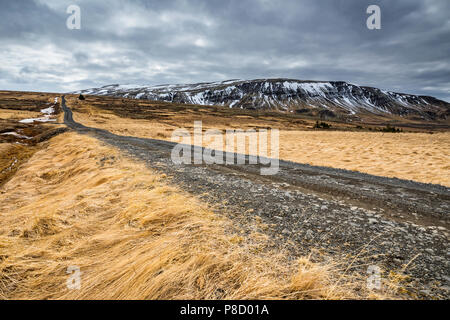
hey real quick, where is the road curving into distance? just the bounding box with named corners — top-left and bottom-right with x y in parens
top-left (62, 96), bottom-right (449, 299)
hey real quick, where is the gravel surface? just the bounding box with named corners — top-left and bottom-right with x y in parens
top-left (63, 96), bottom-right (449, 299)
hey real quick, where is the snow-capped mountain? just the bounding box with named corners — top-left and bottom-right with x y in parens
top-left (75, 79), bottom-right (449, 120)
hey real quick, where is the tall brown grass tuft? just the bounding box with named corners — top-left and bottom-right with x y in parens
top-left (0, 132), bottom-right (361, 300)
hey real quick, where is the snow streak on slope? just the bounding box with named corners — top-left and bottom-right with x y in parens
top-left (75, 79), bottom-right (449, 120)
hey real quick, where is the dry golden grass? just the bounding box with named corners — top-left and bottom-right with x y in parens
top-left (277, 131), bottom-right (450, 187)
top-left (0, 132), bottom-right (372, 300)
top-left (71, 102), bottom-right (176, 139)
top-left (0, 91), bottom-right (59, 113)
top-left (0, 143), bottom-right (38, 187)
top-left (66, 94), bottom-right (315, 131)
top-left (69, 100), bottom-right (450, 187)
top-left (0, 109), bottom-right (42, 121)
top-left (196, 130), bottom-right (450, 187)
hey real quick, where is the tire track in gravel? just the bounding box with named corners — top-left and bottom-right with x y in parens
top-left (62, 96), bottom-right (449, 299)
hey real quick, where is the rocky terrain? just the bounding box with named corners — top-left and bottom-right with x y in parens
top-left (75, 79), bottom-right (450, 121)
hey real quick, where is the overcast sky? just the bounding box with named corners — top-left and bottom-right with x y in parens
top-left (0, 0), bottom-right (449, 101)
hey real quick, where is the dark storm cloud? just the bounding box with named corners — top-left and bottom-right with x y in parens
top-left (0, 0), bottom-right (448, 101)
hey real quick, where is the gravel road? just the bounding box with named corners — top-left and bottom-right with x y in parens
top-left (62, 96), bottom-right (449, 299)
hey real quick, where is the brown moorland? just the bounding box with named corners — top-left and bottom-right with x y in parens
top-left (65, 94), bottom-right (450, 186)
top-left (0, 131), bottom-right (389, 299)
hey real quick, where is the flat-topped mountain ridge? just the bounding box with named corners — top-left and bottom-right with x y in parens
top-left (76, 78), bottom-right (450, 121)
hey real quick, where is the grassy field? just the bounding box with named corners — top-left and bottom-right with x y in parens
top-left (0, 91), bottom-right (66, 187)
top-left (0, 131), bottom-right (377, 299)
top-left (0, 91), bottom-right (444, 299)
top-left (0, 91), bottom-right (64, 144)
top-left (67, 95), bottom-right (450, 186)
top-left (0, 143), bottom-right (38, 187)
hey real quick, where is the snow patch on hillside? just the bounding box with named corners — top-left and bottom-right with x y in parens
top-left (73, 79), bottom-right (447, 118)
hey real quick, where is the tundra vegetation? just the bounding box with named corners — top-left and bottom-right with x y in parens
top-left (0, 91), bottom-right (447, 299)
top-left (0, 132), bottom-right (383, 299)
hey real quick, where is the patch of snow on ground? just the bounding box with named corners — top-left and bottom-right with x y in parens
top-left (20, 104), bottom-right (57, 123)
top-left (19, 117), bottom-right (56, 123)
top-left (1, 132), bottom-right (32, 139)
top-left (41, 106), bottom-right (55, 115)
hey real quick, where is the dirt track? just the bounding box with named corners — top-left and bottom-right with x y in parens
top-left (62, 96), bottom-right (449, 299)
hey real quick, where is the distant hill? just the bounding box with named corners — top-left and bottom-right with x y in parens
top-left (75, 78), bottom-right (450, 121)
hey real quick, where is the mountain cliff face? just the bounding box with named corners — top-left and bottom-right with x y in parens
top-left (76, 79), bottom-right (449, 120)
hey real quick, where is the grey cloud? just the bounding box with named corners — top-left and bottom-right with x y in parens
top-left (0, 0), bottom-right (448, 101)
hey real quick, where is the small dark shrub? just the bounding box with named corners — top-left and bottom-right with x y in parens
top-left (314, 120), bottom-right (331, 129)
top-left (380, 124), bottom-right (402, 133)
top-left (78, 94), bottom-right (85, 100)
